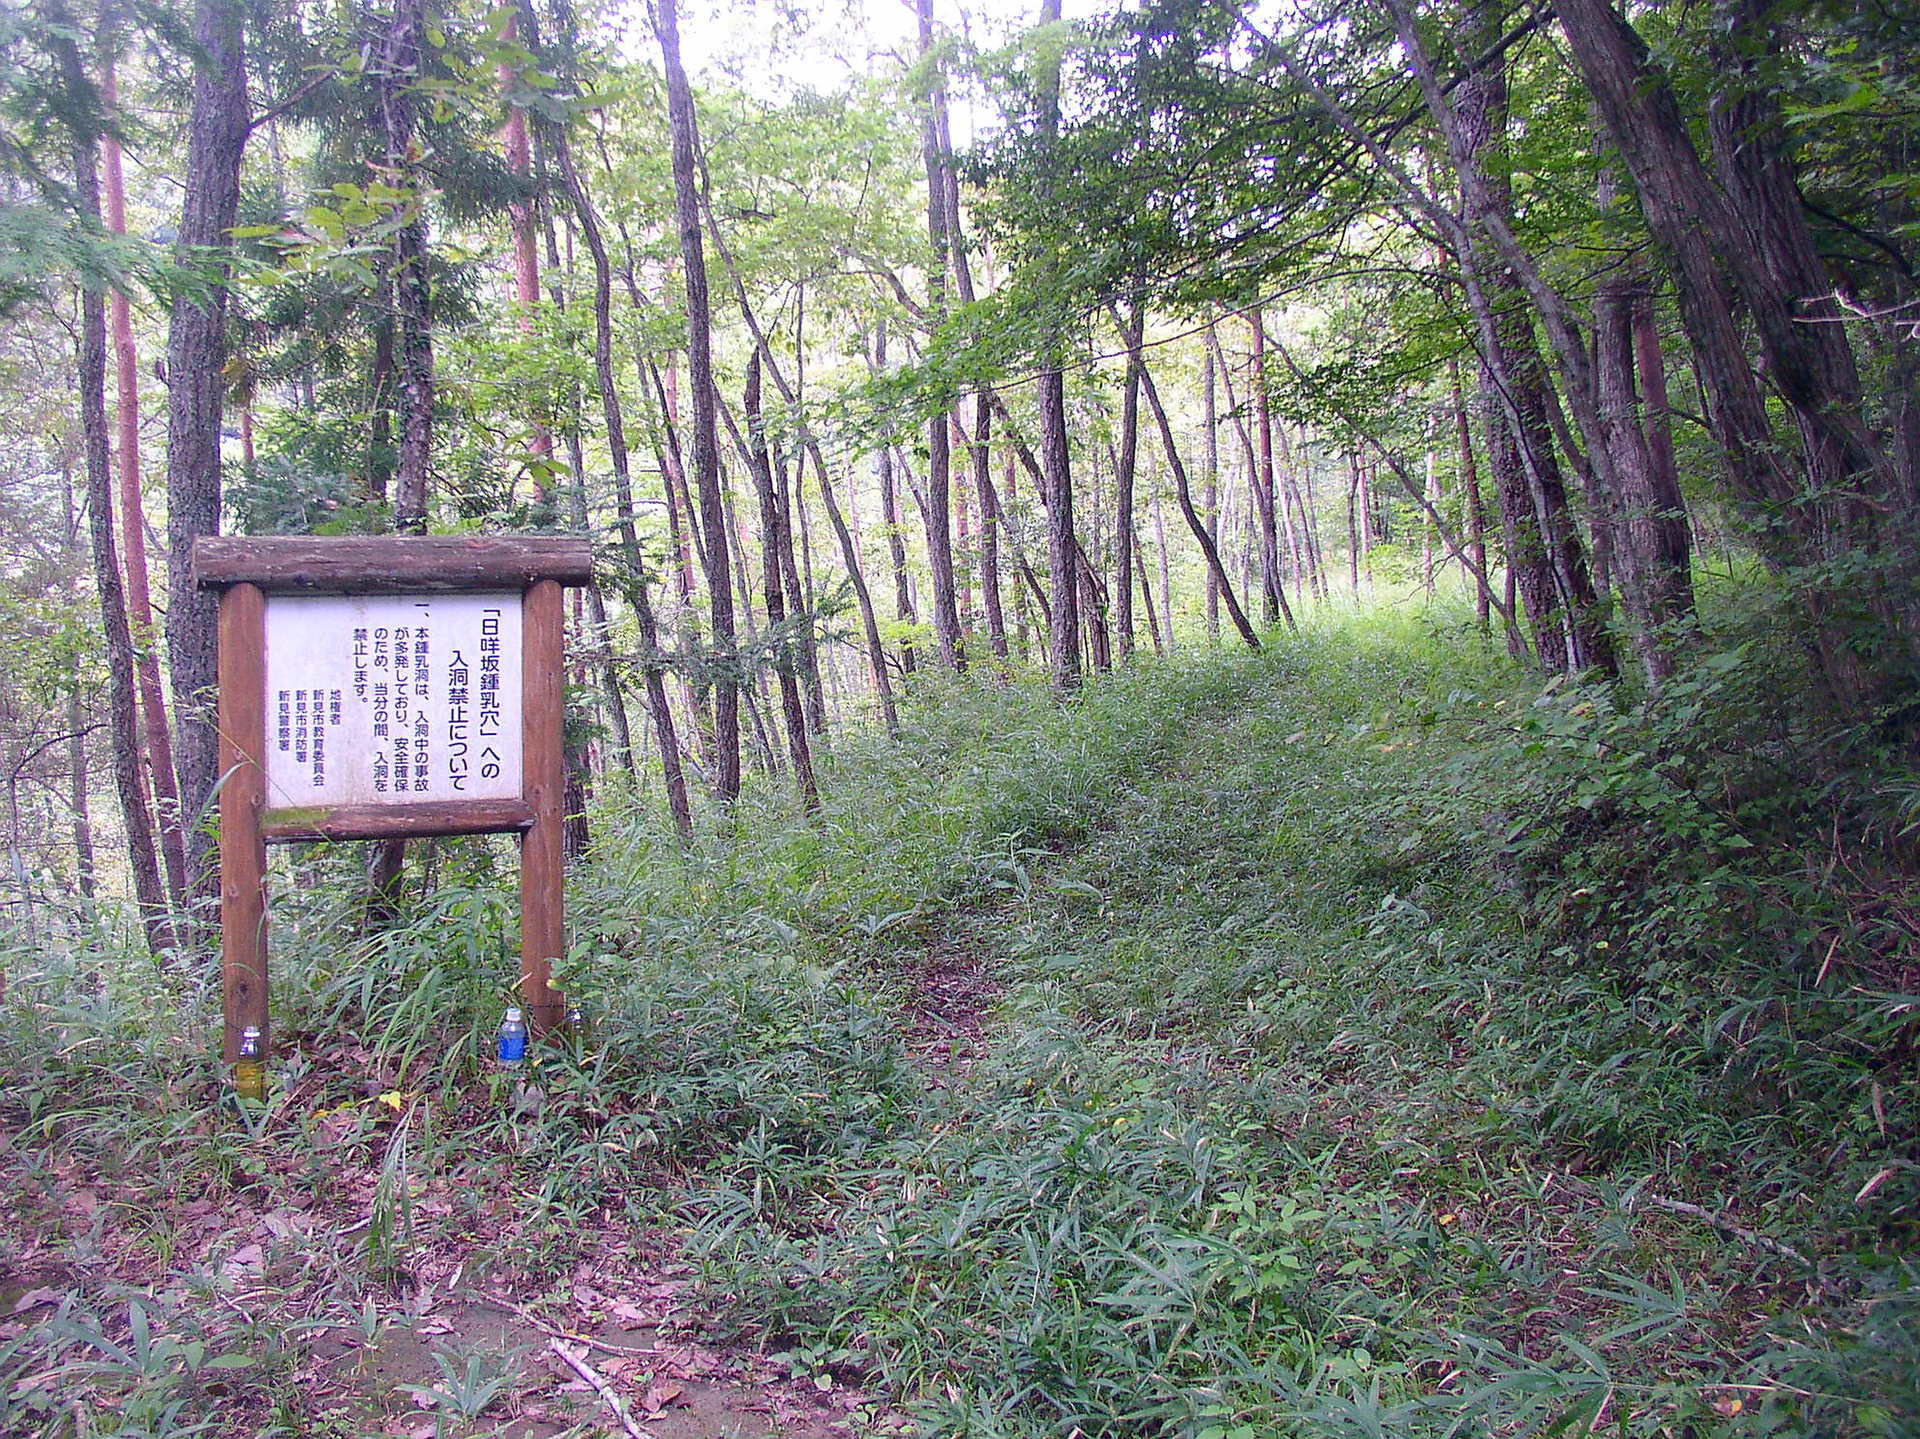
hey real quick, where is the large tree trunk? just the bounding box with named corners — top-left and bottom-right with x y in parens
top-left (164, 0), bottom-right (246, 922)
top-left (1450, 2), bottom-right (1613, 675)
top-left (1593, 195), bottom-right (1696, 683)
top-left (1555, 0), bottom-right (1913, 698)
top-left (658, 0), bottom-right (740, 799)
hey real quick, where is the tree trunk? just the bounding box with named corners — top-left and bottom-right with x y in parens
top-left (1201, 343), bottom-right (1221, 639)
top-left (1248, 311), bottom-right (1287, 626)
top-left (1034, 0), bottom-right (1081, 694)
top-left (1448, 1), bottom-right (1612, 674)
top-left (658, 0), bottom-right (740, 799)
top-left (1139, 361), bottom-right (1260, 651)
top-left (102, 50), bottom-right (187, 911)
top-left (164, 0), bottom-right (247, 923)
top-left (63, 467), bottom-right (96, 899)
top-left (1595, 252), bottom-right (1695, 682)
top-left (1555, 0), bottom-right (1911, 697)
top-left (1114, 303), bottom-right (1145, 660)
top-left (876, 335), bottom-right (918, 678)
top-left (385, 0), bottom-right (432, 532)
top-left (57, 30), bottom-right (175, 955)
top-left (548, 124), bottom-right (695, 842)
top-left (1450, 363), bottom-right (1492, 632)
top-left (745, 355), bottom-right (820, 809)
top-left (915, 0), bottom-right (965, 673)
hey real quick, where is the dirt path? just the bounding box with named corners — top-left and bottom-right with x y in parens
top-left (898, 930), bottom-right (1003, 1089)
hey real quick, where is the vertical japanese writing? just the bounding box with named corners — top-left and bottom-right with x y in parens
top-left (478, 607), bottom-right (503, 780)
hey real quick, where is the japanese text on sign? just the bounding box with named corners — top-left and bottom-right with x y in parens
top-left (263, 593), bottom-right (523, 807)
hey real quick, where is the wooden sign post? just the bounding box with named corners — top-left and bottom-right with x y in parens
top-left (194, 537), bottom-right (592, 1077)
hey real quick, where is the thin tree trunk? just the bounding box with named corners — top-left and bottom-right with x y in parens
top-left (1153, 495), bottom-right (1175, 650)
top-left (971, 398), bottom-right (1009, 659)
top-left (1451, 363), bottom-right (1492, 632)
top-left (875, 331), bottom-right (919, 677)
top-left (1114, 302), bottom-right (1144, 660)
top-left (63, 469), bottom-right (96, 900)
top-left (705, 219), bottom-right (898, 732)
top-left (102, 50), bottom-right (186, 911)
top-left (915, 0), bottom-right (965, 672)
top-left (1248, 310), bottom-right (1290, 627)
top-left (548, 122), bottom-right (695, 841)
top-left (1139, 361), bottom-right (1260, 650)
top-left (386, 0), bottom-right (432, 531)
top-left (55, 32), bottom-right (174, 954)
top-left (1201, 342), bottom-right (1221, 639)
top-left (745, 354), bottom-right (819, 809)
top-left (659, 0), bottom-right (740, 799)
top-left (1034, 0), bottom-right (1081, 694)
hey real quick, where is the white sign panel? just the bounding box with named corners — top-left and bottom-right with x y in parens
top-left (263, 593), bottom-right (523, 808)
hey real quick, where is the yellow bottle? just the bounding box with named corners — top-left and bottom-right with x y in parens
top-left (235, 1026), bottom-right (266, 1103)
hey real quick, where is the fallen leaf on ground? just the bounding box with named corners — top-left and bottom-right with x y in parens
top-left (221, 1244), bottom-right (266, 1279)
top-left (641, 1382), bottom-right (684, 1414)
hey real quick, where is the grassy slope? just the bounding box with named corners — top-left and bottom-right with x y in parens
top-left (2, 605), bottom-right (1915, 1437)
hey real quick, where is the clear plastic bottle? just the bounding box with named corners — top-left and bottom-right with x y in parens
top-left (497, 1007), bottom-right (528, 1066)
top-left (235, 1026), bottom-right (266, 1103)
top-left (564, 1002), bottom-right (587, 1039)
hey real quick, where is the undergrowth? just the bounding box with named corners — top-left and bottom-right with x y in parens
top-left (2, 586), bottom-right (1916, 1437)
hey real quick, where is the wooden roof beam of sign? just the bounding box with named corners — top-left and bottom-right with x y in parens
top-left (193, 536), bottom-right (593, 593)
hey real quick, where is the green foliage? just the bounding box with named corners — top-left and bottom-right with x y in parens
top-left (3, 591), bottom-right (1916, 1438)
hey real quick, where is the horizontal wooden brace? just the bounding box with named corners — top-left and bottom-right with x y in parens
top-left (262, 798), bottom-right (537, 842)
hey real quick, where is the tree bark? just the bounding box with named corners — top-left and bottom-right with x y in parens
top-left (915, 0), bottom-right (965, 673)
top-left (57, 28), bottom-right (175, 955)
top-left (1555, 0), bottom-right (1912, 696)
top-left (1034, 0), bottom-right (1081, 694)
top-left (1450, 362), bottom-right (1491, 632)
top-left (385, 0), bottom-right (433, 531)
top-left (1139, 361), bottom-right (1260, 650)
top-left (658, 0), bottom-right (740, 799)
top-left (164, 0), bottom-right (247, 921)
top-left (1247, 311), bottom-right (1289, 627)
top-left (548, 124), bottom-right (695, 841)
top-left (1593, 201), bottom-right (1695, 682)
top-left (1113, 302), bottom-right (1144, 659)
top-left (1201, 342), bottom-right (1221, 639)
top-left (1446, 0), bottom-right (1611, 674)
top-left (102, 50), bottom-right (187, 911)
top-left (744, 355), bottom-right (820, 809)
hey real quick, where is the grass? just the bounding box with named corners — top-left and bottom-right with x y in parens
top-left (2, 591), bottom-right (1916, 1437)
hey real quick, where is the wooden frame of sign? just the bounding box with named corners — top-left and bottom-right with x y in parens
top-left (194, 536), bottom-right (593, 1073)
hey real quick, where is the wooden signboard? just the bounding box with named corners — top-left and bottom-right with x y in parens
top-left (194, 536), bottom-right (592, 1078)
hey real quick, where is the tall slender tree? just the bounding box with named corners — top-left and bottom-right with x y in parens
top-left (657, 0), bottom-right (740, 798)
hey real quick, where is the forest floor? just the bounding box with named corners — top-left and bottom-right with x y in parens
top-left (4, 613), bottom-right (1915, 1437)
